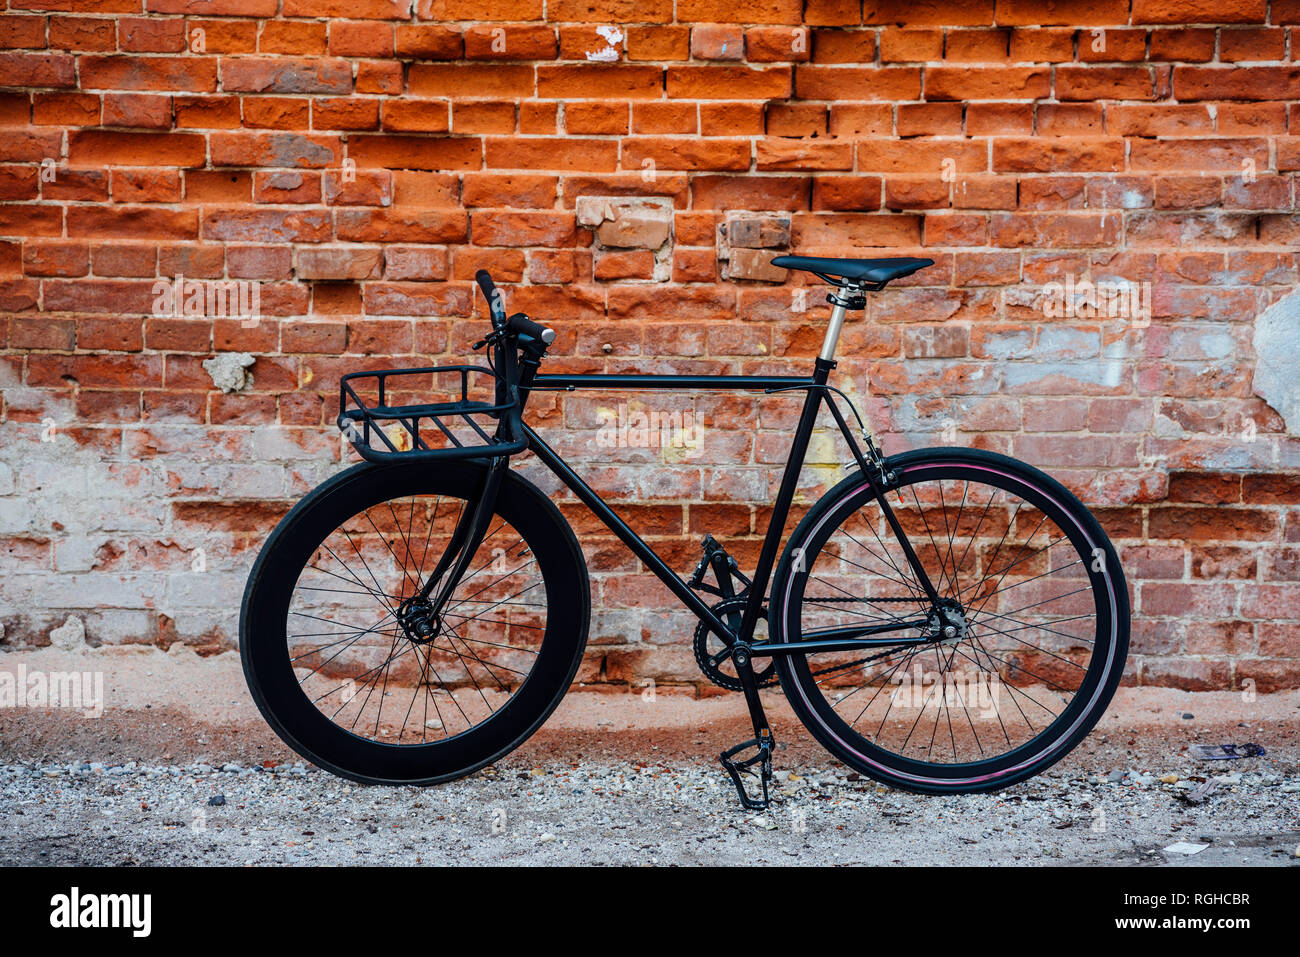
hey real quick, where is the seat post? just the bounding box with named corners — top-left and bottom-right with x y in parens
top-left (818, 284), bottom-right (863, 361)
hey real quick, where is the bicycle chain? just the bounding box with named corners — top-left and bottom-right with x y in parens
top-left (802, 595), bottom-right (933, 678)
top-left (804, 595), bottom-right (927, 603)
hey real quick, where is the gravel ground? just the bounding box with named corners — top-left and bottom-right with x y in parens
top-left (1, 646), bottom-right (1297, 866)
top-left (3, 758), bottom-right (1297, 866)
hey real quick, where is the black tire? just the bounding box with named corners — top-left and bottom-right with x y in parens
top-left (770, 447), bottom-right (1129, 794)
top-left (240, 460), bottom-right (589, 785)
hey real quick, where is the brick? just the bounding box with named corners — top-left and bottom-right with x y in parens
top-left (464, 25), bottom-right (556, 60)
top-left (283, 0), bottom-right (409, 17)
top-left (187, 19), bottom-right (257, 54)
top-left (222, 58), bottom-right (352, 95)
top-left (113, 168), bottom-right (183, 203)
top-left (349, 135), bottom-right (481, 171)
top-left (252, 170), bottom-right (321, 204)
top-left (335, 209), bottom-right (467, 243)
top-left (210, 132), bottom-right (341, 169)
top-left (667, 66), bottom-right (790, 99)
top-left (749, 26), bottom-right (814, 62)
top-left (101, 93), bottom-right (173, 129)
top-left (993, 138), bottom-right (1124, 173)
top-left (328, 20), bottom-right (394, 57)
top-left (632, 102), bottom-right (697, 135)
top-left (185, 169), bottom-right (251, 203)
top-left (472, 210), bottom-right (577, 247)
top-left (48, 17), bottom-right (115, 52)
top-left (69, 131), bottom-right (206, 168)
top-left (1057, 66), bottom-right (1162, 101)
top-left (355, 61), bottom-right (402, 95)
top-left (486, 137), bottom-right (616, 172)
top-left (80, 55), bottom-right (217, 92)
top-left (699, 102), bottom-right (765, 136)
top-left (539, 65), bottom-right (664, 99)
top-left (622, 138), bottom-right (750, 172)
top-left (259, 20), bottom-right (328, 55)
top-left (691, 24), bottom-right (744, 61)
top-left (755, 139), bottom-right (852, 171)
top-left (566, 102), bottom-right (628, 135)
top-left (382, 100), bottom-right (451, 134)
top-left (173, 95), bottom-right (239, 128)
top-left (794, 66), bottom-right (920, 100)
top-left (119, 17), bottom-right (186, 52)
top-left (296, 245), bottom-right (383, 281)
top-left (0, 2), bottom-right (1295, 691)
top-left (925, 66), bottom-right (1049, 100)
top-left (313, 98), bottom-right (380, 131)
top-left (1132, 0), bottom-right (1265, 24)
top-left (880, 28), bottom-right (941, 62)
top-left (0, 16), bottom-right (49, 50)
top-left (1174, 66), bottom-right (1300, 101)
top-left (394, 25), bottom-right (463, 59)
top-left (626, 26), bottom-right (689, 61)
top-left (0, 53), bottom-right (76, 88)
top-left (409, 64), bottom-right (533, 98)
top-left (1008, 27), bottom-right (1073, 62)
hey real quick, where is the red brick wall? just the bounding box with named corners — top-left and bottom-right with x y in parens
top-left (1, 1), bottom-right (1298, 692)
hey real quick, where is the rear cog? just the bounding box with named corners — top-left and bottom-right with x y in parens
top-left (693, 597), bottom-right (778, 692)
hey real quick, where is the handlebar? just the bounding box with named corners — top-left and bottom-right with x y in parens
top-left (475, 269), bottom-right (505, 326)
top-left (475, 269), bottom-right (555, 346)
top-left (507, 313), bottom-right (556, 345)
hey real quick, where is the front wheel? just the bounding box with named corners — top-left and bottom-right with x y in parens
top-left (240, 460), bottom-right (590, 785)
top-left (770, 447), bottom-right (1129, 794)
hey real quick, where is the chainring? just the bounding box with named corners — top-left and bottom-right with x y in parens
top-left (693, 597), bottom-right (779, 692)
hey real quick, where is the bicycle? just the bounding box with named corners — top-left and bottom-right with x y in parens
top-left (240, 257), bottom-right (1130, 810)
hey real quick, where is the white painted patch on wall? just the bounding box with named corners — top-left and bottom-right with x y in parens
top-left (1251, 290), bottom-right (1300, 437)
top-left (586, 25), bottom-right (624, 61)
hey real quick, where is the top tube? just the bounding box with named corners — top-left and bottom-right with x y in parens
top-left (530, 373), bottom-right (818, 392)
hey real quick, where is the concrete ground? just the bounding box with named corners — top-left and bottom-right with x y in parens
top-left (0, 644), bottom-right (1297, 866)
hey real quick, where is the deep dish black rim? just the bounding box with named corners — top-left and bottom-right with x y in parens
top-left (777, 457), bottom-right (1122, 784)
top-left (241, 463), bottom-right (587, 784)
top-left (284, 494), bottom-right (547, 747)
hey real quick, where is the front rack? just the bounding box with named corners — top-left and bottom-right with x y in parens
top-left (337, 364), bottom-right (526, 464)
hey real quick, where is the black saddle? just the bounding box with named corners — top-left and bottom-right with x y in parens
top-left (770, 255), bottom-right (934, 288)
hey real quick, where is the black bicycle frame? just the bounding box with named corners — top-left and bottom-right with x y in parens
top-left (519, 363), bottom-right (941, 657)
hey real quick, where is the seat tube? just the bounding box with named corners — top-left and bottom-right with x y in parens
top-left (819, 299), bottom-right (850, 361)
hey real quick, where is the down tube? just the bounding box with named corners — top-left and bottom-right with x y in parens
top-left (521, 424), bottom-right (735, 642)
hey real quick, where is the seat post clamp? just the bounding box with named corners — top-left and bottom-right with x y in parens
top-left (826, 290), bottom-right (866, 311)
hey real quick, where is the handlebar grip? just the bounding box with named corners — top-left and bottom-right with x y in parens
top-left (475, 269), bottom-right (504, 321)
top-left (507, 312), bottom-right (556, 345)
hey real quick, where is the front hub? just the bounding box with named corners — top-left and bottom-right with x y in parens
top-left (397, 599), bottom-right (440, 644)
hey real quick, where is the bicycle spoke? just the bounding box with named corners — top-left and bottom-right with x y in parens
top-left (789, 460), bottom-right (1116, 769)
top-left (287, 492), bottom-right (548, 747)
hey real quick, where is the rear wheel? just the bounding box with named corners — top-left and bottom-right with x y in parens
top-left (771, 447), bottom-right (1128, 794)
top-left (240, 460), bottom-right (589, 785)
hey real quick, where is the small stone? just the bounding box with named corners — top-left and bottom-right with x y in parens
top-left (202, 352), bottom-right (256, 393)
top-left (49, 615), bottom-right (87, 651)
top-left (207, 794), bottom-right (226, 807)
top-left (538, 833), bottom-right (557, 843)
top-left (1159, 774), bottom-right (1179, 784)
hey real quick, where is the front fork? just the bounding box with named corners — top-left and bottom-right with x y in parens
top-left (400, 349), bottom-right (543, 634)
top-left (398, 451), bottom-right (508, 637)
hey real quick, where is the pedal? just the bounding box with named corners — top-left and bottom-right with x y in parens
top-left (719, 731), bottom-right (775, 811)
